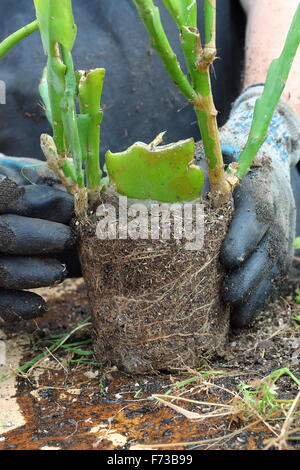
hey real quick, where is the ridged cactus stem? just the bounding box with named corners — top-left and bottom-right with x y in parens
top-left (77, 69), bottom-right (106, 196)
top-left (60, 45), bottom-right (84, 187)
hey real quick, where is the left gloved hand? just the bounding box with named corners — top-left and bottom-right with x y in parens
top-left (218, 85), bottom-right (300, 328)
top-left (0, 156), bottom-right (76, 323)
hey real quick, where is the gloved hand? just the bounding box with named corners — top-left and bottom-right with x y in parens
top-left (218, 85), bottom-right (300, 328)
top-left (0, 155), bottom-right (76, 323)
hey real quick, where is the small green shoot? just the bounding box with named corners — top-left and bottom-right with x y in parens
top-left (292, 314), bottom-right (300, 329)
top-left (164, 369), bottom-right (227, 396)
top-left (134, 389), bottom-right (143, 398)
top-left (98, 377), bottom-right (107, 396)
top-left (294, 289), bottom-right (300, 304)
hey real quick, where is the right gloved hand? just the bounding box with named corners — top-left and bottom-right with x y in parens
top-left (0, 155), bottom-right (76, 323)
top-left (218, 86), bottom-right (300, 328)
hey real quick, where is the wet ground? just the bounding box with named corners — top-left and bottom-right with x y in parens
top-left (0, 277), bottom-right (299, 450)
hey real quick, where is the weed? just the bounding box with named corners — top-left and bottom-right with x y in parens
top-left (145, 367), bottom-right (300, 449)
top-left (0, 316), bottom-right (96, 382)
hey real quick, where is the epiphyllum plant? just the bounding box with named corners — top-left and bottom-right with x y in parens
top-left (33, 0), bottom-right (105, 211)
top-left (0, 0), bottom-right (300, 208)
top-left (126, 0), bottom-right (300, 205)
top-left (0, 0), bottom-right (106, 211)
top-left (132, 0), bottom-right (232, 204)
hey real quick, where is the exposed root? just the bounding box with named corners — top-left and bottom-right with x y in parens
top-left (77, 196), bottom-right (233, 373)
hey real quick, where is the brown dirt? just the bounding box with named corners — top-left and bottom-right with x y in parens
top-left (77, 195), bottom-right (233, 374)
top-left (0, 177), bottom-right (24, 212)
top-left (0, 274), bottom-right (299, 450)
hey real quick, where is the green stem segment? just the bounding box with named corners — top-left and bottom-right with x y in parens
top-left (77, 69), bottom-right (106, 193)
top-left (46, 43), bottom-right (67, 154)
top-left (236, 3), bottom-right (300, 180)
top-left (34, 0), bottom-right (104, 201)
top-left (60, 45), bottom-right (84, 187)
top-left (0, 20), bottom-right (38, 59)
top-left (39, 67), bottom-right (53, 124)
top-left (204, 0), bottom-right (216, 48)
top-left (186, 1), bottom-right (229, 199)
top-left (133, 0), bottom-right (196, 102)
top-left (134, 0), bottom-right (230, 203)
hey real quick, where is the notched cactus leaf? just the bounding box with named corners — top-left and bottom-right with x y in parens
top-left (105, 137), bottom-right (204, 202)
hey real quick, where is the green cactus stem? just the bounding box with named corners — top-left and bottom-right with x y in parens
top-left (34, 0), bottom-right (77, 154)
top-left (77, 69), bottom-right (106, 195)
top-left (236, 3), bottom-right (300, 180)
top-left (40, 134), bottom-right (78, 194)
top-left (133, 0), bottom-right (197, 103)
top-left (60, 46), bottom-right (84, 187)
top-left (133, 0), bottom-right (231, 205)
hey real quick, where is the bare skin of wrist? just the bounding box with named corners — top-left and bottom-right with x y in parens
top-left (240, 0), bottom-right (300, 118)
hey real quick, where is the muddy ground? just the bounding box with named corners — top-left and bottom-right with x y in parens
top-left (0, 274), bottom-right (299, 451)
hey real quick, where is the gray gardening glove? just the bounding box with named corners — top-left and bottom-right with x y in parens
top-left (219, 85), bottom-right (300, 328)
top-left (0, 156), bottom-right (76, 323)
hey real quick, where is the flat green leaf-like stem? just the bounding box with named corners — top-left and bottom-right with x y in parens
top-left (33, 0), bottom-right (77, 53)
top-left (133, 0), bottom-right (230, 205)
top-left (34, 0), bottom-right (78, 155)
top-left (77, 69), bottom-right (106, 193)
top-left (133, 0), bottom-right (196, 102)
top-left (60, 46), bottom-right (84, 187)
top-left (106, 138), bottom-right (204, 202)
top-left (162, 0), bottom-right (197, 29)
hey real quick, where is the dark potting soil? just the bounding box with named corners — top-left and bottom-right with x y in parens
top-left (77, 195), bottom-right (233, 374)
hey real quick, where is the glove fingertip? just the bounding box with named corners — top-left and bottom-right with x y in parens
top-left (220, 237), bottom-right (246, 269)
top-left (0, 289), bottom-right (47, 322)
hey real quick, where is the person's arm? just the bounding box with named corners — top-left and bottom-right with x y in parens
top-left (240, 0), bottom-right (300, 117)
